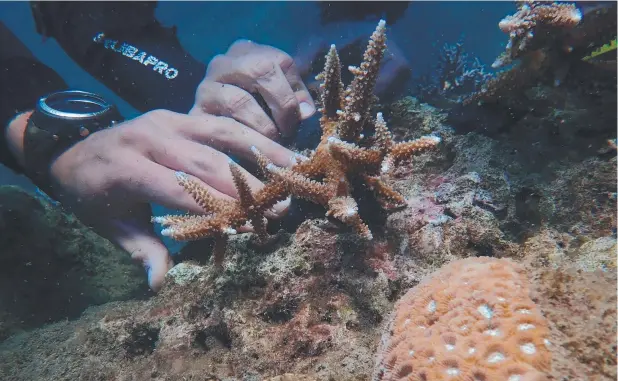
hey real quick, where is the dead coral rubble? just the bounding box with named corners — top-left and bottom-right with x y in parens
top-left (153, 20), bottom-right (441, 263)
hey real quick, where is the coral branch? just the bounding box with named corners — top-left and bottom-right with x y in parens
top-left (229, 161), bottom-right (269, 241)
top-left (153, 20), bottom-right (441, 265)
top-left (315, 44), bottom-right (344, 120)
top-left (337, 19), bottom-right (388, 142)
top-left (264, 163), bottom-right (332, 205)
top-left (175, 171), bottom-right (230, 215)
top-left (465, 1), bottom-right (617, 105)
top-left (496, 1), bottom-right (582, 68)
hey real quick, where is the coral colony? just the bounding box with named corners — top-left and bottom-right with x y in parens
top-left (464, 1), bottom-right (614, 105)
top-left (153, 20), bottom-right (441, 264)
top-left (373, 257), bottom-right (552, 381)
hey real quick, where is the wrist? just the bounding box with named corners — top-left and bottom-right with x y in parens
top-left (5, 111), bottom-right (32, 169)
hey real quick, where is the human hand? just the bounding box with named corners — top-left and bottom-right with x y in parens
top-left (8, 110), bottom-right (301, 292)
top-left (190, 40), bottom-right (316, 140)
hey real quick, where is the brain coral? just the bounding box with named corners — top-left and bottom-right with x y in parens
top-left (373, 257), bottom-right (552, 381)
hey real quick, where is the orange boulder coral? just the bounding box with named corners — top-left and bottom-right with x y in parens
top-left (373, 257), bottom-right (552, 381)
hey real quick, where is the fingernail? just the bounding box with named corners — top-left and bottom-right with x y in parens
top-left (299, 102), bottom-right (315, 119)
top-left (271, 196), bottom-right (291, 215)
top-left (145, 263), bottom-right (153, 286)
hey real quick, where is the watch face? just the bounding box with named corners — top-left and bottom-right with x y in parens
top-left (47, 97), bottom-right (107, 115)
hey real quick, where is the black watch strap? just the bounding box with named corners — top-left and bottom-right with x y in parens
top-left (23, 117), bottom-right (77, 197)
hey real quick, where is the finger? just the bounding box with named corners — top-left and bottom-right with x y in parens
top-left (152, 139), bottom-right (291, 217)
top-left (91, 204), bottom-right (174, 292)
top-left (212, 57), bottom-right (298, 137)
top-left (209, 45), bottom-right (315, 135)
top-left (192, 80), bottom-right (279, 140)
top-left (175, 114), bottom-right (305, 169)
top-left (226, 40), bottom-right (317, 119)
top-left (226, 41), bottom-right (315, 119)
top-left (252, 62), bottom-right (301, 138)
top-left (119, 153), bottom-right (236, 214)
top-left (150, 139), bottom-right (261, 199)
top-left (276, 58), bottom-right (316, 121)
top-left (111, 218), bottom-right (174, 292)
top-left (224, 39), bottom-right (260, 57)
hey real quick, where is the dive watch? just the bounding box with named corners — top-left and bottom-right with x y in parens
top-left (23, 90), bottom-right (123, 197)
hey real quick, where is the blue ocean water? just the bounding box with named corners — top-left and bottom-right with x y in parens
top-left (0, 1), bottom-right (515, 254)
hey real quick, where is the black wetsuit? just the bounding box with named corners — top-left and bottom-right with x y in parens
top-left (0, 1), bottom-right (207, 173)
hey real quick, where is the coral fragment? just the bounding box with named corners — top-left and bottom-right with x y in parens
top-left (153, 20), bottom-right (440, 264)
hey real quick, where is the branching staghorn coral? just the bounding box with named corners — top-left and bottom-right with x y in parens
top-left (493, 1), bottom-right (583, 69)
top-left (464, 1), bottom-right (616, 105)
top-left (153, 20), bottom-right (441, 264)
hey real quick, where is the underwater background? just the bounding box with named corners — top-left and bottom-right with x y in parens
top-left (0, 1), bottom-right (615, 380)
top-left (0, 0), bottom-right (514, 156)
top-left (0, 1), bottom-right (516, 252)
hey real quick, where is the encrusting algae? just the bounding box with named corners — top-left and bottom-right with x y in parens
top-left (153, 20), bottom-right (441, 264)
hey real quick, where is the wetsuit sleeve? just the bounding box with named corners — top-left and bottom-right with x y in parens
top-left (0, 22), bottom-right (69, 174)
top-left (30, 1), bottom-right (207, 114)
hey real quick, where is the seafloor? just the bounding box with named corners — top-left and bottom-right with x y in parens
top-left (0, 73), bottom-right (615, 380)
top-left (0, 6), bottom-right (617, 380)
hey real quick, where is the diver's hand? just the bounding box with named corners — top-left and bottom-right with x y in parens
top-left (9, 110), bottom-right (298, 292)
top-left (191, 40), bottom-right (316, 140)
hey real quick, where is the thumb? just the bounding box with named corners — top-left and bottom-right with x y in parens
top-left (108, 218), bottom-right (175, 292)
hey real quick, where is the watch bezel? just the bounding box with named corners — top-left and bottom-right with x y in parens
top-left (37, 90), bottom-right (113, 121)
